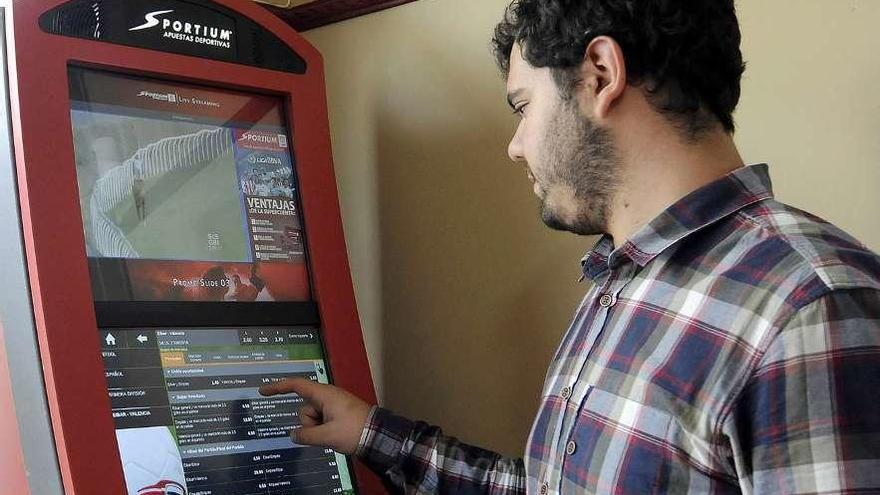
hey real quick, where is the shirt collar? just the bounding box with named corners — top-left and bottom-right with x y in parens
top-left (581, 164), bottom-right (775, 280)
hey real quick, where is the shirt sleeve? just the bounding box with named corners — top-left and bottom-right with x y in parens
top-left (355, 406), bottom-right (526, 495)
top-left (722, 288), bottom-right (880, 494)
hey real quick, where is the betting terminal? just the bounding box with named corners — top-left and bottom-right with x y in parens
top-left (0, 1), bottom-right (383, 494)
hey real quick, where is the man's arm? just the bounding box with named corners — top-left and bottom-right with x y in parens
top-left (259, 379), bottom-right (526, 495)
top-left (357, 406), bottom-right (525, 494)
top-left (722, 288), bottom-right (880, 493)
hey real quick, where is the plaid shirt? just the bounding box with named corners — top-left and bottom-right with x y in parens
top-left (355, 164), bottom-right (880, 494)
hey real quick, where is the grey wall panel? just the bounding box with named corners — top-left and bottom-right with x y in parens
top-left (0, 9), bottom-right (65, 495)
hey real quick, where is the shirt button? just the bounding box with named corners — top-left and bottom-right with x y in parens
top-left (566, 440), bottom-right (577, 455)
top-left (599, 294), bottom-right (614, 308)
top-left (540, 482), bottom-right (548, 494)
top-left (560, 386), bottom-right (572, 399)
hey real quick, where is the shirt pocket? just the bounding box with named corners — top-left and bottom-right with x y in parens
top-left (562, 387), bottom-right (673, 494)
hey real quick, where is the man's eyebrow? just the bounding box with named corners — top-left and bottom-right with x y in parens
top-left (507, 89), bottom-right (525, 109)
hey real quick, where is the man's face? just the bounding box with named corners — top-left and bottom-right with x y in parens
top-left (506, 44), bottom-right (619, 236)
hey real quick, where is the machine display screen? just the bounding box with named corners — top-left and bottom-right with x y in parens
top-left (69, 67), bottom-right (310, 302)
top-left (101, 326), bottom-right (356, 495)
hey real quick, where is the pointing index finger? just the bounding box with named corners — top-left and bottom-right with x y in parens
top-left (258, 377), bottom-right (322, 402)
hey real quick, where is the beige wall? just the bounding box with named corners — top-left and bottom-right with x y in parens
top-left (304, 0), bottom-right (880, 458)
top-left (736, 0), bottom-right (880, 244)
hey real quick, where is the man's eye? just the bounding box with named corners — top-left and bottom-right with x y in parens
top-left (513, 104), bottom-right (528, 116)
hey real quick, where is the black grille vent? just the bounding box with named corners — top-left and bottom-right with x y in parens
top-left (40, 0), bottom-right (103, 39)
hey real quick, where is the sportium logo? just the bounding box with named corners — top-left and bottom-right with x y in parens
top-left (130, 9), bottom-right (233, 49)
top-left (235, 130), bottom-right (289, 152)
top-left (137, 91), bottom-right (178, 103)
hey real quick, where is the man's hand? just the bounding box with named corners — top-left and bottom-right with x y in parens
top-left (258, 378), bottom-right (372, 455)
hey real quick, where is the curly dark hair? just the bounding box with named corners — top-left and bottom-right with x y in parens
top-left (492, 0), bottom-right (745, 137)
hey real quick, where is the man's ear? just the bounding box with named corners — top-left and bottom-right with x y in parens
top-left (576, 35), bottom-right (627, 119)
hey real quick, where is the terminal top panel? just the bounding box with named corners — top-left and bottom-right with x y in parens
top-left (40, 0), bottom-right (307, 73)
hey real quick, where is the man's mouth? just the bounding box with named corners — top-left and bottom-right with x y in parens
top-left (526, 170), bottom-right (543, 196)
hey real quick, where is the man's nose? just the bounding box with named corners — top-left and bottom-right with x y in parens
top-left (507, 133), bottom-right (524, 162)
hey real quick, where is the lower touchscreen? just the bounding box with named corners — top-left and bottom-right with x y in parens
top-left (100, 327), bottom-right (356, 495)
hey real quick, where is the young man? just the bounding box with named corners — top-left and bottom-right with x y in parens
top-left (260, 1), bottom-right (880, 493)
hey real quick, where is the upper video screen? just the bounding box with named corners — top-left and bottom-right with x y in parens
top-left (69, 67), bottom-right (310, 301)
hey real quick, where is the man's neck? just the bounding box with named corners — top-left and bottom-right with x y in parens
top-left (607, 127), bottom-right (745, 247)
